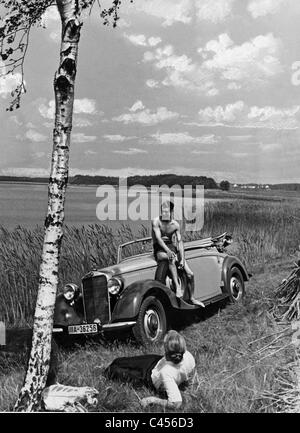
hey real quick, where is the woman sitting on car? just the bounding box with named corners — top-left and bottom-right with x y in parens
top-left (104, 330), bottom-right (195, 409)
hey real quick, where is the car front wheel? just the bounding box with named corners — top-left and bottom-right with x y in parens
top-left (132, 296), bottom-right (167, 345)
top-left (227, 266), bottom-right (245, 303)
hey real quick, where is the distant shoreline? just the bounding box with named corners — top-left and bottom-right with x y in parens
top-left (1, 181), bottom-right (299, 203)
top-left (1, 178), bottom-right (300, 192)
top-left (0, 180), bottom-right (48, 186)
top-left (0, 180), bottom-right (96, 187)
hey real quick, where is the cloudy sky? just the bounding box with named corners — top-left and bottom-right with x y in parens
top-left (1, 0), bottom-right (300, 183)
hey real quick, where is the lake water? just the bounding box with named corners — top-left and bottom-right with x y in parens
top-left (0, 182), bottom-right (252, 230)
top-left (0, 183), bottom-right (108, 229)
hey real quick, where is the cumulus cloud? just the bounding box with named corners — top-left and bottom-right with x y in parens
top-left (227, 82), bottom-right (242, 90)
top-left (39, 98), bottom-right (98, 119)
top-left (201, 33), bottom-right (283, 84)
top-left (124, 33), bottom-right (162, 47)
top-left (144, 32), bottom-right (282, 94)
top-left (103, 134), bottom-right (136, 142)
top-left (72, 133), bottom-right (97, 143)
top-left (143, 44), bottom-right (217, 95)
top-left (0, 71), bottom-right (22, 99)
top-left (247, 105), bottom-right (300, 129)
top-left (39, 100), bottom-right (55, 119)
top-left (74, 99), bottom-right (97, 115)
top-left (135, 0), bottom-right (192, 26)
top-left (113, 102), bottom-right (179, 125)
top-left (41, 5), bottom-right (60, 25)
top-left (117, 18), bottom-right (131, 28)
top-left (151, 132), bottom-right (218, 145)
top-left (9, 115), bottom-right (23, 126)
top-left (196, 0), bottom-right (235, 23)
top-left (198, 101), bottom-right (300, 129)
top-left (199, 101), bottom-right (246, 124)
top-left (73, 118), bottom-right (93, 128)
top-left (247, 0), bottom-right (287, 18)
top-left (129, 100), bottom-right (145, 112)
top-left (146, 79), bottom-right (160, 88)
top-left (135, 0), bottom-right (238, 26)
top-left (148, 37), bottom-right (162, 47)
top-left (113, 147), bottom-right (148, 155)
top-left (41, 5), bottom-right (60, 43)
top-left (25, 129), bottom-right (48, 142)
top-left (124, 33), bottom-right (147, 46)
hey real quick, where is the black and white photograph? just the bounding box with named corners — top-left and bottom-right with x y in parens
top-left (0, 0), bottom-right (300, 418)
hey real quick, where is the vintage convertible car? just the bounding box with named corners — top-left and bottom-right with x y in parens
top-left (53, 233), bottom-right (250, 345)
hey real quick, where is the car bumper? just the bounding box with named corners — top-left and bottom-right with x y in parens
top-left (53, 320), bottom-right (136, 336)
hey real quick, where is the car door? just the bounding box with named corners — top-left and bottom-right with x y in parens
top-left (185, 250), bottom-right (224, 301)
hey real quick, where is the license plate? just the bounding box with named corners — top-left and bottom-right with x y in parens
top-left (68, 324), bottom-right (98, 335)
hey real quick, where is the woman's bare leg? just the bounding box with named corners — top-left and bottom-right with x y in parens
top-left (156, 252), bottom-right (182, 298)
top-left (169, 260), bottom-right (182, 298)
top-left (184, 261), bottom-right (205, 307)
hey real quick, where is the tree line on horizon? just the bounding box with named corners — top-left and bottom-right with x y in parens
top-left (0, 174), bottom-right (218, 189)
top-left (1, 174), bottom-right (300, 191)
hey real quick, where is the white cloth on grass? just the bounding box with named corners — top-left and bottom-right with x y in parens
top-left (42, 383), bottom-right (98, 412)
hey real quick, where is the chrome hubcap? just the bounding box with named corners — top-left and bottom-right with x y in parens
top-left (144, 309), bottom-right (161, 340)
top-left (230, 276), bottom-right (242, 300)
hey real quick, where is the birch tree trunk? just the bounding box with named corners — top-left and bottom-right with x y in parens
top-left (14, 0), bottom-right (82, 412)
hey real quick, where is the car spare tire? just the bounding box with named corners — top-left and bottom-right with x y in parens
top-left (132, 296), bottom-right (167, 345)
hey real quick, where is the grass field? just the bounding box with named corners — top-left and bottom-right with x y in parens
top-left (0, 259), bottom-right (298, 412)
top-left (0, 191), bottom-right (300, 412)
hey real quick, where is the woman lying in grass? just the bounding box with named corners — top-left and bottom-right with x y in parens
top-left (104, 330), bottom-right (195, 409)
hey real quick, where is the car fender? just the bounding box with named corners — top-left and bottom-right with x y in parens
top-left (111, 279), bottom-right (179, 322)
top-left (221, 255), bottom-right (250, 294)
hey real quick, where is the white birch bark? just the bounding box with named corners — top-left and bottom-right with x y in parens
top-left (14, 0), bottom-right (82, 411)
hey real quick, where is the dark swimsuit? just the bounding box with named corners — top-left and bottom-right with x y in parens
top-left (153, 235), bottom-right (178, 261)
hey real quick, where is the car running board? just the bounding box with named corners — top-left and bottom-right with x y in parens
top-left (173, 293), bottom-right (228, 310)
top-left (173, 298), bottom-right (205, 310)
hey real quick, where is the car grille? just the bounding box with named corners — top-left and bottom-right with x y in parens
top-left (82, 275), bottom-right (110, 325)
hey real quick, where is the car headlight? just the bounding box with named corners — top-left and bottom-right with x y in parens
top-left (108, 277), bottom-right (122, 295)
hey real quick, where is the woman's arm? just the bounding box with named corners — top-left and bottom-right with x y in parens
top-left (141, 396), bottom-right (181, 409)
top-left (141, 374), bottom-right (182, 409)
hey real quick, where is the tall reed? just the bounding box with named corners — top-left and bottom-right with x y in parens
top-left (0, 200), bottom-right (299, 326)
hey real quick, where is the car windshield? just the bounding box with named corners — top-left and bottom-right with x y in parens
top-left (118, 237), bottom-right (153, 262)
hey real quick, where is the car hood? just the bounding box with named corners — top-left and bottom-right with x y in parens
top-left (82, 253), bottom-right (157, 280)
